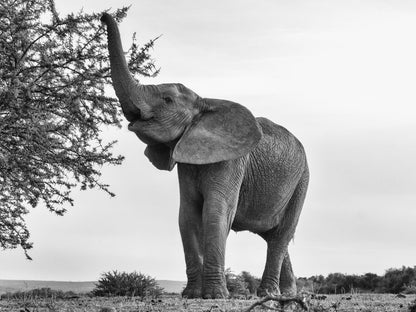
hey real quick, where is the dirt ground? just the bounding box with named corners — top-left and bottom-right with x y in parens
top-left (0, 293), bottom-right (415, 312)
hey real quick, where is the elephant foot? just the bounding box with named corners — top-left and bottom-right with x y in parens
top-left (257, 285), bottom-right (280, 297)
top-left (202, 284), bottom-right (229, 299)
top-left (182, 285), bottom-right (202, 298)
top-left (280, 285), bottom-right (297, 296)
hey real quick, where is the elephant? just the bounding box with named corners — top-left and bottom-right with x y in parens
top-left (101, 13), bottom-right (309, 299)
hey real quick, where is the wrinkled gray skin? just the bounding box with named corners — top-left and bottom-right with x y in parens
top-left (101, 13), bottom-right (309, 299)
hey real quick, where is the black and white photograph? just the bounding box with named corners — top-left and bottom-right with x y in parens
top-left (1, 0), bottom-right (415, 311)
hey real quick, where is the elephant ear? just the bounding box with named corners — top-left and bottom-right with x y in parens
top-left (144, 144), bottom-right (176, 171)
top-left (172, 98), bottom-right (262, 164)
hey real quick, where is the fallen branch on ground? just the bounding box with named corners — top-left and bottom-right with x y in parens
top-left (243, 294), bottom-right (308, 312)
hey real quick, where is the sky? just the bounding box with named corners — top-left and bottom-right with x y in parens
top-left (1, 0), bottom-right (416, 282)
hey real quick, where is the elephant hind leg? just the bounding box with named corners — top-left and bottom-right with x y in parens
top-left (257, 168), bottom-right (309, 297)
top-left (280, 252), bottom-right (297, 295)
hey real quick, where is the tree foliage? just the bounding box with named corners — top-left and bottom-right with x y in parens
top-left (224, 269), bottom-right (261, 298)
top-left (297, 266), bottom-right (416, 294)
top-left (381, 266), bottom-right (416, 294)
top-left (93, 271), bottom-right (163, 298)
top-left (240, 270), bottom-right (261, 295)
top-left (0, 0), bottom-right (159, 257)
top-left (225, 268), bottom-right (249, 297)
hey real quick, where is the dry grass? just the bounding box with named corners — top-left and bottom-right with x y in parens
top-left (0, 293), bottom-right (415, 312)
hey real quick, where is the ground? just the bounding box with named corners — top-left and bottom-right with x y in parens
top-left (0, 294), bottom-right (415, 311)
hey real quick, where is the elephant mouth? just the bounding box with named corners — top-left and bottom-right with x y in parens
top-left (128, 116), bottom-right (153, 132)
top-left (128, 119), bottom-right (143, 132)
top-left (127, 110), bottom-right (153, 130)
top-left (127, 120), bottom-right (159, 145)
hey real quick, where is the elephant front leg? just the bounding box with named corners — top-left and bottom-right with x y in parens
top-left (201, 199), bottom-right (236, 299)
top-left (179, 202), bottom-right (204, 298)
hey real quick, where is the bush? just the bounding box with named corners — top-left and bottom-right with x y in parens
top-left (403, 284), bottom-right (416, 295)
top-left (0, 288), bottom-right (79, 300)
top-left (92, 271), bottom-right (163, 298)
top-left (225, 269), bottom-right (249, 297)
top-left (240, 271), bottom-right (261, 295)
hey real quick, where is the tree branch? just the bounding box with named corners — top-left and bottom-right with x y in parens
top-left (243, 294), bottom-right (308, 312)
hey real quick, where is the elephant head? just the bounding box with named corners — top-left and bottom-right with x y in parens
top-left (100, 13), bottom-right (262, 170)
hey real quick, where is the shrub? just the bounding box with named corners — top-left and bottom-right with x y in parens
top-left (403, 284), bottom-right (416, 295)
top-left (240, 271), bottom-right (261, 295)
top-left (0, 288), bottom-right (79, 300)
top-left (92, 271), bottom-right (163, 298)
top-left (225, 268), bottom-right (249, 297)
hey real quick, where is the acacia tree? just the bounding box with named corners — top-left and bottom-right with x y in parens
top-left (0, 0), bottom-right (159, 258)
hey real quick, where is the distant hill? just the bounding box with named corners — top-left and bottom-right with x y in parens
top-left (0, 280), bottom-right (96, 295)
top-left (0, 279), bottom-right (186, 295)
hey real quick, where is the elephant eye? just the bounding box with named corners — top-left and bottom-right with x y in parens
top-left (163, 96), bottom-right (173, 104)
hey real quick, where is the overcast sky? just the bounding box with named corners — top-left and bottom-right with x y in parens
top-left (1, 0), bottom-right (416, 282)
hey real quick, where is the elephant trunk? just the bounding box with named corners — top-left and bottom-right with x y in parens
top-left (100, 13), bottom-right (152, 121)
